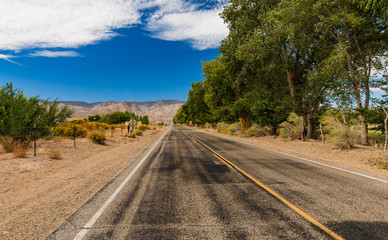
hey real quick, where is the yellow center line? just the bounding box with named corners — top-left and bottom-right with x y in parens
top-left (185, 131), bottom-right (344, 240)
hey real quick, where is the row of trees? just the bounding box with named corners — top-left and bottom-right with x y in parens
top-left (175, 0), bottom-right (387, 144)
top-left (87, 112), bottom-right (149, 125)
top-left (0, 83), bottom-right (73, 142)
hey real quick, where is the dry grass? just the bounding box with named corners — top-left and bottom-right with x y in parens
top-left (12, 143), bottom-right (29, 158)
top-left (0, 136), bottom-right (17, 153)
top-left (48, 150), bottom-right (61, 160)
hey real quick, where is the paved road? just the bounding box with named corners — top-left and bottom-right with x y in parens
top-left (49, 126), bottom-right (388, 239)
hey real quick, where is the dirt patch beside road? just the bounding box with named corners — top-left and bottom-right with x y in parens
top-left (197, 128), bottom-right (388, 181)
top-left (0, 127), bottom-right (166, 240)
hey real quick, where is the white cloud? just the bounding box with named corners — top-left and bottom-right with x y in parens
top-left (146, 4), bottom-right (229, 50)
top-left (29, 50), bottom-right (81, 57)
top-left (0, 0), bottom-right (141, 51)
top-left (0, 0), bottom-right (229, 54)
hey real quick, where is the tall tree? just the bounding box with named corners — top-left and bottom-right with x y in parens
top-left (314, 0), bottom-right (388, 144)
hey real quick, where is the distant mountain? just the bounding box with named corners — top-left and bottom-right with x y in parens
top-left (59, 100), bottom-right (184, 123)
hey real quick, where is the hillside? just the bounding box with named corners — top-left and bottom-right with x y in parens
top-left (60, 100), bottom-right (184, 123)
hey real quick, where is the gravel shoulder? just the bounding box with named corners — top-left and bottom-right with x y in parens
top-left (0, 127), bottom-right (166, 240)
top-left (196, 128), bottom-right (388, 181)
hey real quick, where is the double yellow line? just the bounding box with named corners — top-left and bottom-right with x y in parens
top-left (186, 132), bottom-right (344, 240)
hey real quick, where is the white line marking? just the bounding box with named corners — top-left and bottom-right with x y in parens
top-left (193, 129), bottom-right (388, 184)
top-left (73, 128), bottom-right (171, 240)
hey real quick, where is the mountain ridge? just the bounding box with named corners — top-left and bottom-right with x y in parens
top-left (60, 100), bottom-right (184, 123)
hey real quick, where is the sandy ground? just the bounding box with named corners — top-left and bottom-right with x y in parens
top-left (0, 127), bottom-right (166, 240)
top-left (197, 128), bottom-right (388, 181)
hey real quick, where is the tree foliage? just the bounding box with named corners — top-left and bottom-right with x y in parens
top-left (0, 83), bottom-right (73, 142)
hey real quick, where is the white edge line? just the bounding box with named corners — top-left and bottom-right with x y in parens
top-left (73, 127), bottom-right (171, 240)
top-left (193, 129), bottom-right (388, 184)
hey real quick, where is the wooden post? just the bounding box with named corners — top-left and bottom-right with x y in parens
top-left (34, 124), bottom-right (37, 157)
top-left (382, 107), bottom-right (388, 152)
top-left (320, 123), bottom-right (325, 144)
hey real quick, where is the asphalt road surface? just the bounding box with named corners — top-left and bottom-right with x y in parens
top-left (49, 126), bottom-right (388, 239)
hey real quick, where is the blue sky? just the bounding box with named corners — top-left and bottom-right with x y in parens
top-left (0, 0), bottom-right (229, 102)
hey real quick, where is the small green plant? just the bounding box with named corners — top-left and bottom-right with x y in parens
top-left (135, 130), bottom-right (143, 136)
top-left (137, 124), bottom-right (149, 131)
top-left (88, 131), bottom-right (107, 144)
top-left (125, 132), bottom-right (136, 138)
top-left (204, 122), bottom-right (212, 129)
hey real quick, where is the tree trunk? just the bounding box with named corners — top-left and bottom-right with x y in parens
top-left (360, 115), bottom-right (369, 145)
top-left (306, 115), bottom-right (312, 139)
top-left (383, 107), bottom-right (388, 152)
top-left (270, 126), bottom-right (277, 136)
top-left (342, 113), bottom-right (347, 125)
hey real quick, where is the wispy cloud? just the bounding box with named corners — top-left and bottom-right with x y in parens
top-left (29, 50), bottom-right (81, 58)
top-left (0, 54), bottom-right (23, 66)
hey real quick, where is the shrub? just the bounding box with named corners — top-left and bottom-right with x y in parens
top-left (88, 131), bottom-right (107, 144)
top-left (279, 113), bottom-right (303, 139)
top-left (125, 132), bottom-right (136, 138)
top-left (69, 119), bottom-right (87, 124)
top-left (49, 150), bottom-right (61, 160)
top-left (12, 142), bottom-right (29, 158)
top-left (246, 124), bottom-right (270, 137)
top-left (52, 123), bottom-right (87, 137)
top-left (151, 126), bottom-right (157, 130)
top-left (0, 136), bottom-right (17, 153)
top-left (135, 130), bottom-right (143, 136)
top-left (321, 115), bottom-right (359, 149)
top-left (137, 124), bottom-right (149, 131)
top-left (217, 122), bottom-right (229, 134)
top-left (204, 122), bottom-right (212, 129)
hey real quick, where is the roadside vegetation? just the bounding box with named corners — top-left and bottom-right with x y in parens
top-left (0, 82), bottom-right (156, 153)
top-left (174, 0), bottom-right (388, 156)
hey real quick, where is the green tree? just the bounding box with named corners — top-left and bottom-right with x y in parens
top-left (0, 83), bottom-right (73, 141)
top-left (314, 0), bottom-right (388, 144)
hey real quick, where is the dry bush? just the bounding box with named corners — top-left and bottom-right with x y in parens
top-left (279, 113), bottom-right (303, 139)
top-left (246, 124), bottom-right (271, 137)
top-left (0, 136), bottom-right (17, 153)
top-left (13, 142), bottom-right (29, 158)
top-left (137, 124), bottom-right (149, 131)
top-left (322, 115), bottom-right (360, 149)
top-left (49, 150), bottom-right (61, 160)
top-left (135, 130), bottom-right (143, 136)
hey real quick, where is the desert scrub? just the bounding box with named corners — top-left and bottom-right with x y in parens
top-left (246, 124), bottom-right (270, 137)
top-left (321, 115), bottom-right (360, 149)
top-left (12, 142), bottom-right (29, 158)
top-left (0, 136), bottom-right (17, 153)
top-left (135, 130), bottom-right (143, 136)
top-left (52, 123), bottom-right (87, 137)
top-left (204, 122), bottom-right (212, 129)
top-left (49, 150), bottom-right (61, 160)
top-left (368, 154), bottom-right (388, 170)
top-left (125, 132), bottom-right (136, 138)
top-left (88, 131), bottom-right (107, 144)
top-left (137, 124), bottom-right (149, 131)
top-left (217, 122), bottom-right (229, 134)
top-left (279, 113), bottom-right (303, 139)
